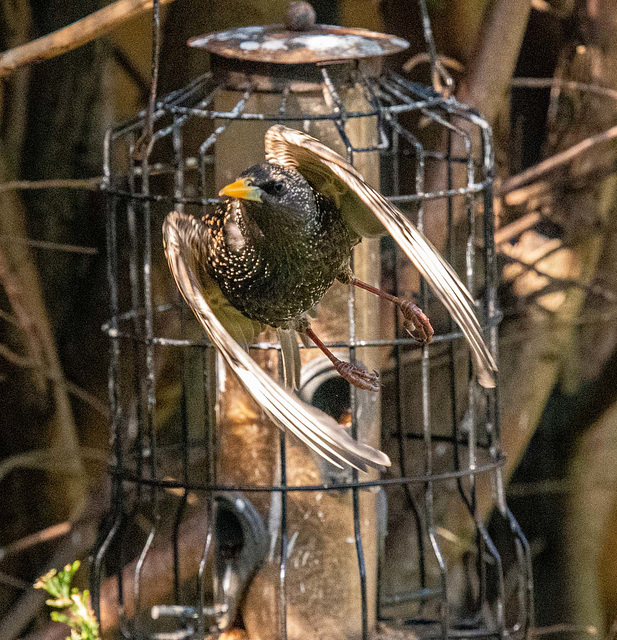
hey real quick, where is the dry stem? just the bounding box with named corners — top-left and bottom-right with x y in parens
top-left (0, 0), bottom-right (176, 77)
top-left (499, 124), bottom-right (617, 195)
top-left (0, 244), bottom-right (46, 392)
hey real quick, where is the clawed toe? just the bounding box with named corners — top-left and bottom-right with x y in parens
top-left (335, 361), bottom-right (380, 392)
top-left (404, 321), bottom-right (431, 344)
top-left (399, 300), bottom-right (434, 345)
top-left (304, 325), bottom-right (380, 392)
top-left (347, 277), bottom-right (434, 346)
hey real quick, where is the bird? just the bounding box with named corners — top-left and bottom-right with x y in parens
top-left (163, 124), bottom-right (497, 471)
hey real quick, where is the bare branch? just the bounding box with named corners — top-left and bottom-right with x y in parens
top-left (0, 308), bottom-right (18, 327)
top-left (456, 0), bottom-right (532, 123)
top-left (0, 488), bottom-right (107, 640)
top-left (0, 177), bottom-right (101, 193)
top-left (0, 571), bottom-right (31, 591)
top-left (511, 77), bottom-right (617, 102)
top-left (0, 245), bottom-right (46, 392)
top-left (0, 0), bottom-right (176, 77)
top-left (500, 180), bottom-right (551, 206)
top-left (0, 236), bottom-right (98, 255)
top-left (0, 522), bottom-right (71, 561)
top-left (403, 52), bottom-right (464, 75)
top-left (62, 380), bottom-right (109, 417)
top-left (499, 124), bottom-right (617, 195)
top-left (0, 342), bottom-right (32, 367)
top-left (494, 212), bottom-right (542, 245)
top-left (0, 344), bottom-right (108, 416)
top-left (421, 0), bottom-right (533, 253)
top-left (0, 447), bottom-right (107, 487)
top-left (530, 624), bottom-right (599, 637)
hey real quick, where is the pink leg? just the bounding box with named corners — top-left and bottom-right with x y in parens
top-left (350, 276), bottom-right (434, 344)
top-left (304, 326), bottom-right (379, 392)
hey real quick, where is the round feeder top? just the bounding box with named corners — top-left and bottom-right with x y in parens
top-left (188, 25), bottom-right (409, 65)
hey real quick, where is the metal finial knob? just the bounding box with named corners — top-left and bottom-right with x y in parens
top-left (284, 1), bottom-right (317, 31)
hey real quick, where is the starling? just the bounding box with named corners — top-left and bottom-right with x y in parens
top-left (163, 125), bottom-right (497, 470)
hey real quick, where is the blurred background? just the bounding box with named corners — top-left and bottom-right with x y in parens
top-left (2, 0), bottom-right (617, 638)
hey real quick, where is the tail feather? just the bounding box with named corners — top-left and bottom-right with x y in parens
top-left (277, 327), bottom-right (301, 391)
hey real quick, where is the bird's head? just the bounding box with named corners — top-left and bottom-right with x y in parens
top-left (218, 163), bottom-right (317, 235)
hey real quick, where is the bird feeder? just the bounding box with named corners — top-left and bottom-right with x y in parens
top-left (95, 4), bottom-right (533, 640)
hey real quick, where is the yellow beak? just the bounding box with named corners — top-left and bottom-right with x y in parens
top-left (218, 178), bottom-right (263, 202)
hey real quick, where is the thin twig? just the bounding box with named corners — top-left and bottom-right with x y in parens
top-left (62, 380), bottom-right (109, 417)
top-left (403, 52), bottom-right (459, 95)
top-left (0, 245), bottom-right (46, 392)
top-left (420, 0), bottom-right (532, 251)
top-left (0, 157), bottom-right (87, 593)
top-left (0, 308), bottom-right (19, 327)
top-left (110, 44), bottom-right (150, 101)
top-left (134, 0), bottom-right (161, 158)
top-left (456, 0), bottom-right (532, 124)
top-left (0, 0), bottom-right (176, 77)
top-left (0, 236), bottom-right (98, 255)
top-left (0, 447), bottom-right (108, 487)
top-left (494, 212), bottom-right (542, 245)
top-left (0, 160), bottom-right (201, 192)
top-left (501, 251), bottom-right (617, 302)
top-left (507, 478), bottom-right (572, 497)
top-left (0, 177), bottom-right (101, 193)
top-left (0, 571), bottom-right (31, 591)
top-left (0, 344), bottom-right (109, 416)
top-left (512, 77), bottom-right (617, 102)
top-left (0, 342), bottom-right (31, 367)
top-left (0, 522), bottom-right (72, 561)
top-left (499, 179), bottom-right (551, 206)
top-left (0, 489), bottom-right (107, 640)
top-left (403, 52), bottom-right (464, 74)
top-left (499, 124), bottom-right (617, 195)
top-left (531, 624), bottom-right (598, 637)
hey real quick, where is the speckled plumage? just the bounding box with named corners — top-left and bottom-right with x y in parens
top-left (162, 124), bottom-right (496, 471)
top-left (162, 159), bottom-right (392, 470)
top-left (204, 163), bottom-right (356, 328)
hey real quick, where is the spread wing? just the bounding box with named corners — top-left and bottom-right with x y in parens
top-left (163, 211), bottom-right (391, 471)
top-left (265, 124), bottom-right (497, 388)
top-left (163, 211), bottom-right (261, 348)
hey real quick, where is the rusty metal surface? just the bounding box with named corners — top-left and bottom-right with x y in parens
top-left (188, 25), bottom-right (409, 64)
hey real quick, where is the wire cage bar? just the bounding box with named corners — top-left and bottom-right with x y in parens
top-left (93, 12), bottom-right (533, 640)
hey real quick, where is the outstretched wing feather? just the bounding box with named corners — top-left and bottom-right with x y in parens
top-left (163, 211), bottom-right (391, 470)
top-left (265, 125), bottom-right (497, 388)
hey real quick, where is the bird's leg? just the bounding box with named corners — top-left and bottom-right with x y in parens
top-left (348, 276), bottom-right (434, 344)
top-left (304, 326), bottom-right (379, 392)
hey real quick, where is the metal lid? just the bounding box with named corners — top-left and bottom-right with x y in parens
top-left (188, 25), bottom-right (409, 65)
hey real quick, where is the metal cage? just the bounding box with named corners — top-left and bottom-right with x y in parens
top-left (93, 6), bottom-right (533, 640)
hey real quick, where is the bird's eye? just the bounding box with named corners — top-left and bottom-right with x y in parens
top-left (262, 181), bottom-right (286, 196)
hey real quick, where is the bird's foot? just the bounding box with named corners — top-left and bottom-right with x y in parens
top-left (347, 276), bottom-right (434, 345)
top-left (304, 324), bottom-right (380, 391)
top-left (399, 299), bottom-right (434, 344)
top-left (334, 360), bottom-right (380, 392)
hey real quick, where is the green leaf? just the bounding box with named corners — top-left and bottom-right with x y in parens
top-left (50, 611), bottom-right (70, 624)
top-left (35, 560), bottom-right (99, 640)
